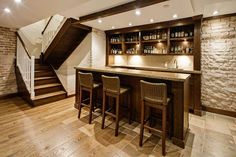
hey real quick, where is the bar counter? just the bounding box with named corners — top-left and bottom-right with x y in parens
top-left (75, 66), bottom-right (191, 148)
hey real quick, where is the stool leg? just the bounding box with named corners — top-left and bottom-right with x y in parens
top-left (162, 106), bottom-right (167, 156)
top-left (88, 89), bottom-right (93, 124)
top-left (149, 107), bottom-right (152, 133)
top-left (78, 88), bottom-right (82, 119)
top-left (128, 92), bottom-right (132, 124)
top-left (139, 101), bottom-right (144, 146)
top-left (115, 95), bottom-right (120, 136)
top-left (101, 92), bottom-right (106, 129)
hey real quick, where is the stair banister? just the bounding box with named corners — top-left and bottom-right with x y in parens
top-left (16, 32), bottom-right (35, 99)
top-left (30, 56), bottom-right (35, 99)
top-left (41, 14), bottom-right (66, 53)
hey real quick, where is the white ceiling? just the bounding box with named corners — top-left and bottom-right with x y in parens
top-left (0, 0), bottom-right (236, 29)
top-left (81, 0), bottom-right (236, 30)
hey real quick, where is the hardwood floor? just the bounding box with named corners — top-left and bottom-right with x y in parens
top-left (0, 97), bottom-right (236, 157)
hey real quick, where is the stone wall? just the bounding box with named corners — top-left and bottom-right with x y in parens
top-left (201, 15), bottom-right (236, 112)
top-left (0, 26), bottom-right (17, 96)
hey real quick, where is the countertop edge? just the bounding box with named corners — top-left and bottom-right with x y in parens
top-left (108, 65), bottom-right (201, 75)
top-left (75, 66), bottom-right (191, 82)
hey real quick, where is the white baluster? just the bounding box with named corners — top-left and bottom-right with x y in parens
top-left (30, 56), bottom-right (35, 99)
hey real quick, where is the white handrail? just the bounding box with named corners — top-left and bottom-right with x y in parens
top-left (42, 14), bottom-right (66, 53)
top-left (17, 37), bottom-right (35, 99)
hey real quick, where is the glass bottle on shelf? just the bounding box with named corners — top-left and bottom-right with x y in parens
top-left (157, 31), bottom-right (160, 39)
top-left (184, 32), bottom-right (188, 37)
top-left (175, 31), bottom-right (178, 38)
top-left (171, 46), bottom-right (174, 53)
top-left (181, 31), bottom-right (184, 37)
top-left (189, 31), bottom-right (193, 37)
top-left (171, 32), bottom-right (175, 38)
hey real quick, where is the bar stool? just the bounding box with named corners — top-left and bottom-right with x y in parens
top-left (101, 75), bottom-right (131, 136)
top-left (139, 80), bottom-right (170, 156)
top-left (78, 71), bottom-right (101, 124)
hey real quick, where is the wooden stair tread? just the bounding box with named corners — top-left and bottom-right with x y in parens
top-left (35, 70), bottom-right (51, 72)
top-left (35, 83), bottom-right (61, 89)
top-left (35, 76), bottom-right (56, 81)
top-left (33, 91), bottom-right (66, 100)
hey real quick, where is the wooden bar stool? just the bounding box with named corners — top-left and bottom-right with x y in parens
top-left (139, 80), bottom-right (170, 156)
top-left (101, 75), bottom-right (131, 136)
top-left (78, 71), bottom-right (101, 124)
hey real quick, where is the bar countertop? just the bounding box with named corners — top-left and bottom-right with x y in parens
top-left (108, 65), bottom-right (201, 74)
top-left (75, 66), bottom-right (191, 82)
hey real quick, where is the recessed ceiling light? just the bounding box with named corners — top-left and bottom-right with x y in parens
top-left (135, 9), bottom-right (141, 16)
top-left (4, 8), bottom-right (11, 13)
top-left (173, 14), bottom-right (178, 19)
top-left (98, 19), bottom-right (102, 23)
top-left (129, 22), bottom-right (132, 26)
top-left (111, 26), bottom-right (115, 29)
top-left (213, 10), bottom-right (219, 15)
top-left (15, 0), bottom-right (22, 3)
top-left (150, 19), bottom-right (154, 23)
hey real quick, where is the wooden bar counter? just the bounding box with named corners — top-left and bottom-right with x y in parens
top-left (75, 66), bottom-right (191, 148)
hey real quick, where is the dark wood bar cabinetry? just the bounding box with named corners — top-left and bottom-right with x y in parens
top-left (75, 66), bottom-right (191, 148)
top-left (105, 15), bottom-right (202, 115)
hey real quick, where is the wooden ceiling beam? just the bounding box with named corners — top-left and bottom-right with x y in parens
top-left (77, 0), bottom-right (168, 23)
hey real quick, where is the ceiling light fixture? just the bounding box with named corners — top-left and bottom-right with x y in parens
top-left (111, 26), bottom-right (115, 29)
top-left (213, 10), bottom-right (219, 16)
top-left (4, 8), bottom-right (11, 13)
top-left (150, 19), bottom-right (154, 23)
top-left (129, 22), bottom-right (132, 26)
top-left (135, 9), bottom-right (141, 16)
top-left (98, 19), bottom-right (102, 23)
top-left (14, 0), bottom-right (22, 3)
top-left (173, 14), bottom-right (178, 19)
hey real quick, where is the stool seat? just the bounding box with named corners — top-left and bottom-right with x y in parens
top-left (120, 86), bottom-right (130, 94)
top-left (144, 97), bottom-right (170, 105)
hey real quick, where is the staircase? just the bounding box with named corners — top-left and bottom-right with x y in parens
top-left (33, 59), bottom-right (67, 106)
top-left (43, 18), bottom-right (91, 69)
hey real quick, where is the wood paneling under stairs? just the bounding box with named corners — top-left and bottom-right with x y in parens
top-left (43, 18), bottom-right (91, 70)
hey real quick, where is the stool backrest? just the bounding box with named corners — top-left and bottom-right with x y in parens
top-left (102, 75), bottom-right (120, 94)
top-left (140, 80), bottom-right (167, 105)
top-left (78, 71), bottom-right (93, 88)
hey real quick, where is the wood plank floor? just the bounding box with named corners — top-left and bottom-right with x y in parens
top-left (0, 96), bottom-right (236, 157)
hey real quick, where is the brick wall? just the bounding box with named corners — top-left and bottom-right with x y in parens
top-left (0, 26), bottom-right (17, 96)
top-left (201, 15), bottom-right (236, 112)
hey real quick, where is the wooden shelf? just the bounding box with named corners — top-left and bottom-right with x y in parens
top-left (170, 37), bottom-right (194, 41)
top-left (142, 53), bottom-right (193, 55)
top-left (109, 54), bottom-right (123, 55)
top-left (110, 42), bottom-right (122, 44)
top-left (141, 39), bottom-right (167, 43)
top-left (125, 41), bottom-right (139, 44)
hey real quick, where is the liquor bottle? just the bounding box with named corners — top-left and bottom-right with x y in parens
top-left (171, 46), bottom-right (174, 53)
top-left (171, 32), bottom-right (175, 38)
top-left (157, 31), bottom-right (160, 39)
top-left (175, 31), bottom-right (178, 38)
top-left (181, 31), bottom-right (184, 37)
top-left (184, 32), bottom-right (188, 37)
top-left (162, 32), bottom-right (167, 39)
top-left (189, 31), bottom-right (193, 37)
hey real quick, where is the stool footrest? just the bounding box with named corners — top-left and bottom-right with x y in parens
top-left (105, 111), bottom-right (116, 118)
top-left (144, 124), bottom-right (162, 135)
